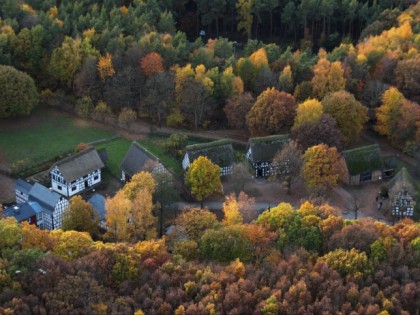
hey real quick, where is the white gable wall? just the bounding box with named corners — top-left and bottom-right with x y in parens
top-left (51, 166), bottom-right (101, 196)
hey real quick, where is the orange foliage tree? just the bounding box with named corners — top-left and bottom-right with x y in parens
top-left (246, 88), bottom-right (296, 136)
top-left (97, 53), bottom-right (116, 80)
top-left (140, 52), bottom-right (164, 77)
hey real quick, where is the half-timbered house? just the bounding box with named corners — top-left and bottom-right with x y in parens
top-left (246, 134), bottom-right (290, 177)
top-left (12, 181), bottom-right (69, 229)
top-left (342, 144), bottom-right (395, 185)
top-left (50, 146), bottom-right (104, 197)
top-left (119, 141), bottom-right (167, 182)
top-left (182, 139), bottom-right (234, 176)
top-left (388, 167), bottom-right (417, 219)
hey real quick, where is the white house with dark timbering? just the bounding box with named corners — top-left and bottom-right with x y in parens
top-left (119, 141), bottom-right (167, 182)
top-left (182, 139), bottom-right (234, 176)
top-left (246, 134), bottom-right (290, 178)
top-left (11, 180), bottom-right (69, 230)
top-left (49, 147), bottom-right (104, 197)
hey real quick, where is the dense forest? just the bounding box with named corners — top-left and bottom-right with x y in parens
top-left (0, 0), bottom-right (419, 155)
top-left (0, 176), bottom-right (420, 314)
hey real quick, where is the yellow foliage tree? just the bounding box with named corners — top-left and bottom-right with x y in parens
top-left (185, 156), bottom-right (222, 208)
top-left (311, 58), bottom-right (346, 99)
top-left (236, 0), bottom-right (254, 39)
top-left (293, 99), bottom-right (323, 128)
top-left (222, 193), bottom-right (243, 225)
top-left (123, 171), bottom-right (156, 200)
top-left (105, 190), bottom-right (132, 242)
top-left (130, 188), bottom-right (157, 241)
top-left (97, 53), bottom-right (116, 80)
top-left (301, 144), bottom-right (348, 193)
top-left (375, 87), bottom-right (404, 137)
top-left (53, 230), bottom-right (93, 260)
top-left (249, 48), bottom-right (269, 71)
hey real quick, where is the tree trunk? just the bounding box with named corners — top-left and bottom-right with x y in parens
top-left (200, 199), bottom-right (204, 209)
top-left (270, 11), bottom-right (273, 37)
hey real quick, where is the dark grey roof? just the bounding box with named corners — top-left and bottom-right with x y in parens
top-left (15, 179), bottom-right (32, 195)
top-left (51, 147), bottom-right (105, 182)
top-left (119, 141), bottom-right (158, 177)
top-left (28, 183), bottom-right (62, 212)
top-left (88, 193), bottom-right (106, 222)
top-left (185, 139), bottom-right (234, 168)
top-left (248, 134), bottom-right (290, 163)
top-left (3, 201), bottom-right (42, 222)
top-left (388, 167), bottom-right (417, 197)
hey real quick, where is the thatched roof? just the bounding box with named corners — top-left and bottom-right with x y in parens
top-left (248, 134), bottom-right (290, 163)
top-left (185, 139), bottom-right (234, 168)
top-left (51, 147), bottom-right (105, 182)
top-left (343, 144), bottom-right (383, 176)
top-left (388, 167), bottom-right (417, 197)
top-left (119, 141), bottom-right (159, 177)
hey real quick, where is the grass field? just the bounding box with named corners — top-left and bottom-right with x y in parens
top-left (138, 134), bottom-right (183, 176)
top-left (95, 138), bottom-right (132, 178)
top-left (0, 108), bottom-right (114, 165)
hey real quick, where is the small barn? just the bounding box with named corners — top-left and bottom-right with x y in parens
top-left (50, 147), bottom-right (105, 197)
top-left (388, 167), bottom-right (417, 219)
top-left (343, 144), bottom-right (391, 185)
top-left (3, 202), bottom-right (43, 226)
top-left (119, 141), bottom-right (167, 182)
top-left (246, 134), bottom-right (290, 177)
top-left (182, 139), bottom-right (234, 176)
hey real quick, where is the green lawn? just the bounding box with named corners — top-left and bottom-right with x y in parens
top-left (0, 108), bottom-right (114, 164)
top-left (137, 134), bottom-right (183, 176)
top-left (95, 138), bottom-right (132, 178)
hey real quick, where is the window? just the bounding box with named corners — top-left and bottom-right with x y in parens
top-left (72, 186), bottom-right (77, 191)
top-left (57, 185), bottom-right (62, 190)
top-left (94, 176), bottom-right (99, 180)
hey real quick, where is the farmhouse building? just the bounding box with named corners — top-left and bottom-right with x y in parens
top-left (342, 144), bottom-right (395, 185)
top-left (246, 134), bottom-right (290, 177)
top-left (120, 141), bottom-right (167, 182)
top-left (182, 139), bottom-right (234, 176)
top-left (388, 167), bottom-right (416, 219)
top-left (11, 180), bottom-right (70, 230)
top-left (50, 147), bottom-right (104, 197)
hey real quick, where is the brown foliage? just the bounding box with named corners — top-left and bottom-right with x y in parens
top-left (140, 52), bottom-right (164, 77)
top-left (223, 92), bottom-right (255, 129)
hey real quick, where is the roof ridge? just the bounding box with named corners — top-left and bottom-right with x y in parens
top-left (52, 146), bottom-right (96, 166)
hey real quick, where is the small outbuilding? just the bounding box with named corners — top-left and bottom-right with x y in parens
top-left (388, 167), bottom-right (417, 219)
top-left (50, 147), bottom-right (105, 197)
top-left (342, 144), bottom-right (395, 185)
top-left (246, 134), bottom-right (290, 177)
top-left (182, 139), bottom-right (234, 176)
top-left (119, 141), bottom-right (167, 182)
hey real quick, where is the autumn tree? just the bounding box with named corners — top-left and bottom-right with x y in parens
top-left (229, 162), bottom-right (252, 195)
top-left (0, 65), bottom-right (38, 118)
top-left (237, 0), bottom-right (254, 39)
top-left (311, 57), bottom-right (346, 99)
top-left (224, 92), bottom-right (255, 129)
top-left (293, 99), bottom-right (323, 128)
top-left (375, 87), bottom-right (404, 138)
top-left (105, 191), bottom-right (132, 242)
top-left (301, 144), bottom-right (348, 194)
top-left (395, 58), bottom-right (420, 103)
top-left (247, 88), bottom-right (297, 136)
top-left (279, 65), bottom-right (294, 93)
top-left (257, 202), bottom-right (295, 230)
top-left (272, 141), bottom-right (302, 194)
top-left (322, 91), bottom-right (368, 145)
top-left (291, 114), bottom-right (342, 151)
top-left (236, 57), bottom-right (258, 91)
top-left (185, 156), bottom-right (222, 208)
top-left (320, 248), bottom-right (370, 276)
top-left (174, 207), bottom-right (218, 241)
top-left (123, 171), bottom-right (156, 201)
top-left (140, 52), bottom-right (164, 77)
top-left (118, 107), bottom-right (137, 129)
top-left (97, 53), bottom-right (116, 80)
top-left (220, 66), bottom-right (244, 100)
top-left (0, 217), bottom-right (22, 252)
top-left (52, 230), bottom-right (93, 261)
top-left (222, 193), bottom-right (243, 225)
top-left (130, 188), bottom-right (157, 241)
top-left (62, 195), bottom-right (99, 238)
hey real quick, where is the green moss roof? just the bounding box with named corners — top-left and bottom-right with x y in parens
top-left (248, 134), bottom-right (290, 163)
top-left (343, 144), bottom-right (383, 176)
top-left (186, 139), bottom-right (234, 168)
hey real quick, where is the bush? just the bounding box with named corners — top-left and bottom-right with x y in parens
top-left (75, 96), bottom-right (94, 118)
top-left (164, 134), bottom-right (188, 157)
